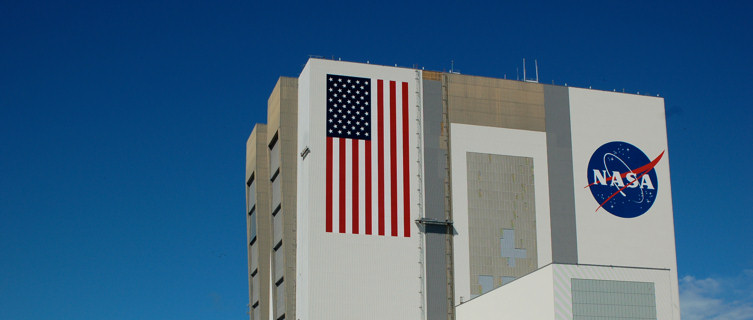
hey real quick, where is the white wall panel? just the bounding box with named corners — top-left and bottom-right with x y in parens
top-left (450, 124), bottom-right (552, 304)
top-left (456, 264), bottom-right (676, 320)
top-left (456, 265), bottom-right (555, 319)
top-left (567, 88), bottom-right (679, 318)
top-left (296, 59), bottom-right (424, 320)
top-left (552, 264), bottom-right (677, 320)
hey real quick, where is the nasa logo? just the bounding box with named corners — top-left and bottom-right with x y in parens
top-left (585, 141), bottom-right (665, 218)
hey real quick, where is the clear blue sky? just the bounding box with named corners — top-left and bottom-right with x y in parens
top-left (1, 1), bottom-right (751, 319)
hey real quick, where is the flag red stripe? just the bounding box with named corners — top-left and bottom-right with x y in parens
top-left (339, 139), bottom-right (346, 233)
top-left (326, 137), bottom-right (333, 233)
top-left (390, 80), bottom-right (398, 237)
top-left (402, 81), bottom-right (411, 237)
top-left (352, 139), bottom-right (359, 234)
top-left (365, 140), bottom-right (372, 235)
top-left (377, 80), bottom-right (385, 236)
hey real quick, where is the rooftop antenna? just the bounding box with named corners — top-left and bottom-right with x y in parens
top-left (450, 60), bottom-right (454, 73)
top-left (523, 58), bottom-right (539, 83)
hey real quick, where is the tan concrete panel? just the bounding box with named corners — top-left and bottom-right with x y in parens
top-left (466, 153), bottom-right (538, 296)
top-left (423, 70), bottom-right (442, 81)
top-left (264, 76), bottom-right (298, 319)
top-left (246, 124), bottom-right (271, 320)
top-left (278, 77), bottom-right (298, 320)
top-left (267, 83), bottom-right (282, 137)
top-left (246, 124), bottom-right (266, 182)
top-left (447, 74), bottom-right (545, 131)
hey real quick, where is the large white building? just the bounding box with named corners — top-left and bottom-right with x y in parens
top-left (245, 58), bottom-right (680, 320)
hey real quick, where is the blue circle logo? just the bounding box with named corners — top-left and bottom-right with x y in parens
top-left (586, 141), bottom-right (664, 218)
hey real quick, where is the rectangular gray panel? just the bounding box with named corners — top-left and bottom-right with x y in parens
top-left (572, 279), bottom-right (657, 320)
top-left (271, 176), bottom-right (281, 210)
top-left (270, 137), bottom-right (280, 174)
top-left (422, 79), bottom-right (450, 320)
top-left (249, 212), bottom-right (257, 241)
top-left (274, 246), bottom-right (284, 282)
top-left (273, 211), bottom-right (283, 245)
top-left (248, 179), bottom-right (256, 211)
top-left (252, 271), bottom-right (260, 305)
top-left (276, 280), bottom-right (285, 319)
top-left (544, 85), bottom-right (578, 264)
top-left (250, 241), bottom-right (258, 273)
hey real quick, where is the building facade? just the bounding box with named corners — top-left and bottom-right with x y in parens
top-left (246, 59), bottom-right (681, 320)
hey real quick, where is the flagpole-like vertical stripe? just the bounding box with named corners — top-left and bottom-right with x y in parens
top-left (326, 137), bottom-right (333, 233)
top-left (352, 139), bottom-right (359, 234)
top-left (339, 139), bottom-right (346, 233)
top-left (365, 140), bottom-right (372, 235)
top-left (389, 80), bottom-right (398, 237)
top-left (377, 79), bottom-right (385, 236)
top-left (401, 81), bottom-right (411, 237)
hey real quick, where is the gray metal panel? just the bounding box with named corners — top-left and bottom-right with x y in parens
top-left (272, 209), bottom-right (283, 246)
top-left (273, 210), bottom-right (282, 245)
top-left (248, 180), bottom-right (256, 211)
top-left (249, 212), bottom-right (257, 241)
top-left (250, 241), bottom-right (258, 273)
top-left (543, 85), bottom-right (578, 264)
top-left (422, 79), bottom-right (450, 320)
top-left (572, 279), bottom-right (657, 320)
top-left (275, 281), bottom-right (285, 319)
top-left (271, 176), bottom-right (281, 210)
top-left (270, 138), bottom-right (280, 174)
top-left (252, 271), bottom-right (260, 304)
top-left (274, 246), bottom-right (284, 282)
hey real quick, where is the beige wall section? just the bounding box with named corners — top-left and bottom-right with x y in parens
top-left (265, 77), bottom-right (298, 320)
top-left (446, 74), bottom-right (545, 131)
top-left (246, 124), bottom-right (271, 320)
top-left (466, 153), bottom-right (538, 297)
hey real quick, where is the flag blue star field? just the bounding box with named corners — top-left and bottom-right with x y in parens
top-left (325, 74), bottom-right (411, 237)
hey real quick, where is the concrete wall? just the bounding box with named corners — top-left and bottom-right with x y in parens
top-left (449, 123), bottom-right (552, 305)
top-left (447, 74), bottom-right (545, 131)
top-left (246, 124), bottom-right (271, 320)
top-left (456, 264), bottom-right (555, 319)
top-left (296, 59), bottom-right (423, 320)
top-left (466, 153), bottom-right (538, 296)
top-left (266, 77), bottom-right (298, 320)
top-left (543, 85), bottom-right (578, 264)
top-left (456, 264), bottom-right (675, 320)
top-left (552, 264), bottom-right (676, 320)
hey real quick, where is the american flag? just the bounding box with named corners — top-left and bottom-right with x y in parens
top-left (325, 74), bottom-right (411, 237)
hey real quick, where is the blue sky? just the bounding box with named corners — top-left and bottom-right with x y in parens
top-left (1, 1), bottom-right (751, 319)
